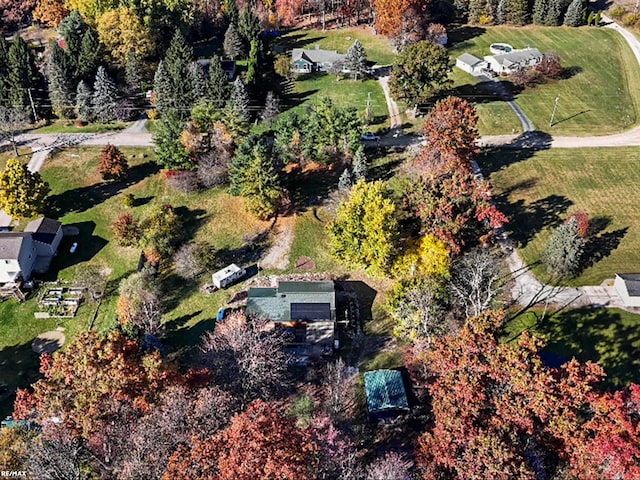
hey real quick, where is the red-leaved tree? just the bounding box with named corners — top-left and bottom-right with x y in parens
top-left (163, 400), bottom-right (319, 480)
top-left (409, 310), bottom-right (607, 479)
top-left (99, 144), bottom-right (129, 181)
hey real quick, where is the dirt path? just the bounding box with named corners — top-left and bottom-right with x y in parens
top-left (260, 215), bottom-right (296, 270)
top-left (377, 72), bottom-right (402, 132)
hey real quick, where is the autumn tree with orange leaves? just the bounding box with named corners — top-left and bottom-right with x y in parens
top-left (408, 310), bottom-right (609, 480)
top-left (163, 400), bottom-right (319, 480)
top-left (373, 0), bottom-right (429, 39)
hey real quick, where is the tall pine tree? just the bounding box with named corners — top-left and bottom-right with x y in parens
top-left (77, 29), bottom-right (102, 82)
top-left (238, 8), bottom-right (261, 50)
top-left (261, 91), bottom-right (280, 125)
top-left (58, 11), bottom-right (87, 73)
top-left (230, 77), bottom-right (250, 122)
top-left (125, 50), bottom-right (145, 97)
top-left (506, 0), bottom-right (529, 24)
top-left (153, 60), bottom-right (173, 114)
top-left (75, 80), bottom-right (93, 122)
top-left (164, 30), bottom-right (194, 116)
top-left (532, 0), bottom-right (549, 24)
top-left (223, 23), bottom-right (245, 60)
top-left (189, 62), bottom-right (211, 101)
top-left (0, 37), bottom-right (10, 106)
top-left (563, 0), bottom-right (584, 25)
top-left (8, 37), bottom-right (38, 112)
top-left (47, 42), bottom-right (76, 119)
top-left (92, 66), bottom-right (118, 122)
top-left (208, 55), bottom-right (230, 108)
top-left (344, 40), bottom-right (368, 80)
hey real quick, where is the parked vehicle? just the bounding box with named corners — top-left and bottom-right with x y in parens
top-left (360, 132), bottom-right (380, 141)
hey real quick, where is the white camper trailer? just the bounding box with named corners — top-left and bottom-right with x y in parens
top-left (212, 264), bottom-right (246, 289)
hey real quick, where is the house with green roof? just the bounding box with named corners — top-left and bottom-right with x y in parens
top-left (246, 281), bottom-right (337, 361)
top-left (363, 369), bottom-right (409, 420)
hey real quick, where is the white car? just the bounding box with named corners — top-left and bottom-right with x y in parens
top-left (360, 132), bottom-right (380, 141)
top-left (69, 242), bottom-right (78, 254)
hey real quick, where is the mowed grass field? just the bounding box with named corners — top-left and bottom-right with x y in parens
top-left (448, 26), bottom-right (640, 135)
top-left (482, 147), bottom-right (640, 285)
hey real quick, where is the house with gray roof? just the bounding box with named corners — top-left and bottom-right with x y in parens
top-left (0, 233), bottom-right (36, 283)
top-left (484, 47), bottom-right (543, 74)
top-left (0, 217), bottom-right (63, 284)
top-left (291, 47), bottom-right (346, 74)
top-left (246, 281), bottom-right (337, 360)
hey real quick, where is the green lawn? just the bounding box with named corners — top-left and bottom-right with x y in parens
top-left (448, 25), bottom-right (640, 135)
top-left (279, 27), bottom-right (396, 65)
top-left (504, 307), bottom-right (640, 388)
top-left (286, 73), bottom-right (388, 130)
top-left (482, 147), bottom-right (640, 285)
top-left (31, 120), bottom-right (131, 134)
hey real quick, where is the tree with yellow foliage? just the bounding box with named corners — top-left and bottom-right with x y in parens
top-left (0, 159), bottom-right (50, 219)
top-left (328, 179), bottom-right (397, 276)
top-left (392, 234), bottom-right (450, 280)
top-left (97, 7), bottom-right (154, 66)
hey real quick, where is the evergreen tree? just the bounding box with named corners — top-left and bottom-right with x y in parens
top-left (153, 61), bottom-right (173, 114)
top-left (238, 8), bottom-right (261, 48)
top-left (164, 30), bottom-right (194, 114)
top-left (8, 37), bottom-right (38, 112)
top-left (505, 0), bottom-right (529, 24)
top-left (496, 0), bottom-right (507, 23)
top-left (189, 62), bottom-right (210, 101)
top-left (352, 148), bottom-right (367, 181)
top-left (344, 40), bottom-right (368, 80)
top-left (223, 0), bottom-right (239, 24)
top-left (563, 0), bottom-right (584, 26)
top-left (0, 37), bottom-right (10, 106)
top-left (92, 66), bottom-right (118, 122)
top-left (542, 216), bottom-right (585, 278)
top-left (58, 11), bottom-right (87, 72)
top-left (229, 134), bottom-right (283, 219)
top-left (532, 0), bottom-right (549, 24)
top-left (224, 23), bottom-right (245, 60)
top-left (125, 50), bottom-right (145, 96)
top-left (543, 0), bottom-right (564, 25)
top-left (230, 77), bottom-right (250, 122)
top-left (208, 55), bottom-right (230, 108)
top-left (47, 42), bottom-right (76, 119)
top-left (75, 80), bottom-right (93, 122)
top-left (153, 109), bottom-right (193, 170)
top-left (338, 168), bottom-right (352, 191)
top-left (245, 39), bottom-right (259, 87)
top-left (261, 91), bottom-right (280, 125)
top-left (77, 29), bottom-right (102, 82)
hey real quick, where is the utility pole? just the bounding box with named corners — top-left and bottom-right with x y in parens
top-left (549, 95), bottom-right (560, 127)
top-left (27, 88), bottom-right (38, 122)
top-left (365, 91), bottom-right (372, 125)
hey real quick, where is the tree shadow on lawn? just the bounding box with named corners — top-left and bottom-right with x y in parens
top-left (282, 89), bottom-right (320, 111)
top-left (582, 219), bottom-right (628, 271)
top-left (41, 221), bottom-right (108, 280)
top-left (276, 31), bottom-right (327, 51)
top-left (495, 194), bottom-right (573, 248)
top-left (45, 162), bottom-right (161, 217)
top-left (537, 307), bottom-right (640, 389)
top-left (478, 132), bottom-right (553, 175)
top-left (0, 340), bottom-right (43, 418)
top-left (446, 25), bottom-right (487, 48)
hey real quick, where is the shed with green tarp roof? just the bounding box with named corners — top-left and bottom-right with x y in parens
top-left (363, 369), bottom-right (409, 420)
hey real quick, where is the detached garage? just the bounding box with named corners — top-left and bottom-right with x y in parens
top-left (614, 273), bottom-right (640, 307)
top-left (456, 53), bottom-right (484, 74)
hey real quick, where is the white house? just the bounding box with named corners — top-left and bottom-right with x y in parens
top-left (456, 53), bottom-right (485, 74)
top-left (614, 274), bottom-right (640, 307)
top-left (0, 233), bottom-right (37, 283)
top-left (484, 47), bottom-right (544, 75)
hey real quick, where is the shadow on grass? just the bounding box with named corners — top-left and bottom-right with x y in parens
top-left (0, 341), bottom-right (43, 418)
top-left (582, 226), bottom-right (628, 271)
top-left (277, 30), bottom-right (327, 51)
top-left (537, 308), bottom-right (640, 388)
top-left (494, 194), bottom-right (573, 248)
top-left (283, 89), bottom-right (320, 111)
top-left (46, 162), bottom-right (161, 217)
top-left (447, 25), bottom-right (487, 47)
top-left (551, 109), bottom-right (590, 127)
top-left (42, 221), bottom-right (108, 279)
